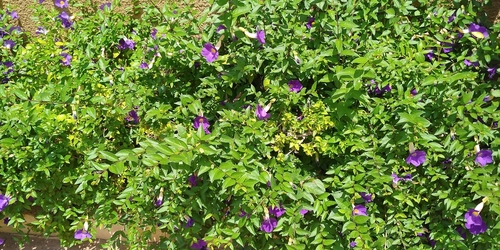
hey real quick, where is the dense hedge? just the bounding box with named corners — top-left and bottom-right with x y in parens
top-left (0, 0), bottom-right (499, 249)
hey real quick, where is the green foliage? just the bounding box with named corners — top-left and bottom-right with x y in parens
top-left (0, 0), bottom-right (499, 249)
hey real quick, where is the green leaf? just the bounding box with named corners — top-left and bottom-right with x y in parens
top-left (209, 168), bottom-right (225, 182)
top-left (153, 143), bottom-right (174, 155)
top-left (109, 162), bottom-right (125, 175)
top-left (303, 179), bottom-right (326, 195)
top-left (86, 107), bottom-right (97, 119)
top-left (198, 164), bottom-right (212, 176)
top-left (353, 215), bottom-right (369, 224)
top-left (165, 137), bottom-right (188, 151)
top-left (352, 57), bottom-right (368, 64)
top-left (116, 149), bottom-right (134, 160)
top-left (232, 5), bottom-right (251, 18)
top-left (222, 178), bottom-right (236, 189)
top-left (339, 20), bottom-right (358, 29)
top-left (342, 221), bottom-right (356, 232)
top-left (13, 89), bottom-right (29, 100)
top-left (198, 144), bottom-right (218, 155)
top-left (385, 8), bottom-right (395, 18)
top-left (100, 151), bottom-right (119, 162)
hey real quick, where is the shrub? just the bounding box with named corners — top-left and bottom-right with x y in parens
top-left (0, 0), bottom-right (499, 249)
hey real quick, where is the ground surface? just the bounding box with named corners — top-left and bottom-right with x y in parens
top-left (487, 0), bottom-right (500, 23)
top-left (1, 0), bottom-right (211, 34)
top-left (0, 233), bottom-right (107, 250)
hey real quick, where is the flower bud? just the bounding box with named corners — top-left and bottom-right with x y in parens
top-left (409, 142), bottom-right (415, 153)
top-left (215, 35), bottom-right (224, 50)
top-left (474, 144), bottom-right (481, 153)
top-left (474, 202), bottom-right (484, 213)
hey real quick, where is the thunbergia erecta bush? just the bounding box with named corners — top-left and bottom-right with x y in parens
top-left (0, 0), bottom-right (499, 249)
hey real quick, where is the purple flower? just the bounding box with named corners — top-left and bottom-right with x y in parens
top-left (36, 27), bottom-right (48, 35)
top-left (402, 174), bottom-right (412, 181)
top-left (192, 62), bottom-right (201, 70)
top-left (260, 217), bottom-right (277, 233)
top-left (55, 0), bottom-right (68, 8)
top-left (425, 51), bottom-right (435, 61)
top-left (306, 17), bottom-right (315, 29)
top-left (464, 209), bottom-right (487, 234)
top-left (58, 11), bottom-right (73, 29)
top-left (188, 174), bottom-right (197, 186)
top-left (191, 239), bottom-right (207, 249)
top-left (381, 84), bottom-right (392, 92)
top-left (0, 195), bottom-right (9, 212)
top-left (0, 238), bottom-right (4, 245)
top-left (464, 59), bottom-right (479, 67)
top-left (349, 241), bottom-right (357, 248)
top-left (410, 88), bottom-right (418, 96)
top-left (4, 217), bottom-right (9, 225)
top-left (7, 10), bottom-right (18, 20)
top-left (155, 197), bottom-right (162, 207)
top-left (267, 180), bottom-right (271, 187)
top-left (483, 96), bottom-right (492, 102)
top-left (100, 2), bottom-right (111, 10)
top-left (368, 85), bottom-right (382, 96)
top-left (151, 28), bottom-right (157, 40)
top-left (256, 105), bottom-right (270, 120)
top-left (3, 40), bottom-right (15, 49)
top-left (60, 53), bottom-right (72, 66)
top-left (392, 173), bottom-right (412, 184)
top-left (39, 0), bottom-right (45, 3)
top-left (441, 42), bottom-right (454, 53)
top-left (118, 38), bottom-right (135, 50)
top-left (448, 12), bottom-right (456, 23)
top-left (475, 149), bottom-right (493, 166)
top-left (406, 150), bottom-right (426, 167)
top-left (359, 192), bottom-right (373, 203)
top-left (288, 80), bottom-right (303, 93)
top-left (239, 210), bottom-right (250, 218)
top-left (74, 229), bottom-right (92, 240)
top-left (442, 158), bottom-right (452, 165)
top-left (256, 30), bottom-right (266, 44)
top-left (391, 173), bottom-right (400, 183)
top-left (193, 116), bottom-right (211, 134)
top-left (125, 109), bottom-right (139, 124)
top-left (3, 62), bottom-right (14, 74)
top-left (9, 26), bottom-right (21, 34)
top-left (487, 67), bottom-right (497, 79)
top-left (352, 205), bottom-right (367, 216)
top-left (429, 238), bottom-right (436, 247)
top-left (469, 23), bottom-right (488, 39)
top-left (456, 226), bottom-right (467, 240)
top-left (139, 62), bottom-right (148, 69)
top-left (216, 25), bottom-right (226, 33)
top-left (300, 209), bottom-right (309, 216)
top-left (493, 121), bottom-right (498, 129)
top-left (185, 217), bottom-right (194, 228)
top-left (367, 80), bottom-right (391, 96)
top-left (269, 204), bottom-right (286, 218)
top-left (201, 43), bottom-right (218, 63)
